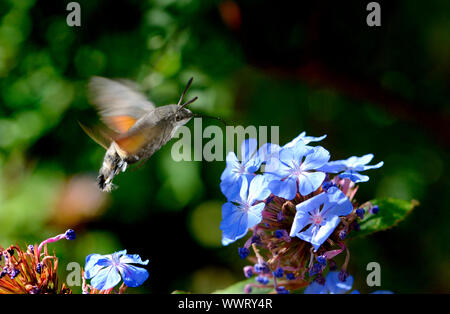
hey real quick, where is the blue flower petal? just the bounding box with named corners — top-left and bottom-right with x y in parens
top-left (118, 264), bottom-right (149, 288)
top-left (84, 254), bottom-right (107, 279)
top-left (285, 143), bottom-right (311, 166)
top-left (247, 203), bottom-right (265, 227)
top-left (362, 161), bottom-right (384, 171)
top-left (325, 271), bottom-right (354, 294)
top-left (119, 254), bottom-right (149, 266)
top-left (240, 138), bottom-right (258, 163)
top-left (317, 161), bottom-right (347, 173)
top-left (301, 146), bottom-right (330, 171)
top-left (284, 132), bottom-right (327, 148)
top-left (268, 177), bottom-right (297, 200)
top-left (307, 215), bottom-right (340, 251)
top-left (90, 265), bottom-right (122, 290)
top-left (350, 154), bottom-right (374, 167)
top-left (304, 281), bottom-right (328, 294)
top-left (247, 175), bottom-right (270, 204)
top-left (265, 157), bottom-right (290, 177)
top-left (339, 171), bottom-right (369, 183)
top-left (220, 203), bottom-right (249, 245)
top-left (298, 171), bottom-right (326, 196)
top-left (258, 143), bottom-right (281, 163)
top-left (323, 187), bottom-right (353, 217)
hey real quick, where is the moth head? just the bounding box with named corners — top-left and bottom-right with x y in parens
top-left (174, 107), bottom-right (194, 125)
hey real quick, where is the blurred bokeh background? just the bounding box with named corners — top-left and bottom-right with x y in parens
top-left (0, 0), bottom-right (449, 293)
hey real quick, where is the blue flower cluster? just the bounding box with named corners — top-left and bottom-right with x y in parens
top-left (219, 132), bottom-right (383, 251)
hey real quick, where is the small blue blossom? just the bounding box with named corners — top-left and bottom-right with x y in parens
top-left (371, 205), bottom-right (379, 214)
top-left (286, 273), bottom-right (295, 280)
top-left (275, 230), bottom-right (285, 239)
top-left (254, 262), bottom-right (270, 274)
top-left (273, 267), bottom-right (284, 278)
top-left (355, 208), bottom-right (365, 219)
top-left (244, 285), bottom-right (253, 293)
top-left (304, 271), bottom-right (353, 294)
top-left (243, 266), bottom-right (254, 278)
top-left (84, 250), bottom-right (149, 290)
top-left (256, 275), bottom-right (270, 285)
top-left (317, 255), bottom-right (327, 266)
top-left (276, 286), bottom-right (290, 294)
top-left (220, 138), bottom-right (261, 200)
top-left (64, 229), bottom-right (76, 241)
top-left (9, 268), bottom-right (20, 279)
top-left (319, 154), bottom-right (383, 183)
top-left (265, 142), bottom-right (330, 200)
top-left (36, 263), bottom-right (43, 274)
top-left (220, 175), bottom-right (271, 245)
top-left (309, 263), bottom-right (323, 276)
top-left (238, 247), bottom-right (250, 259)
top-left (290, 187), bottom-right (353, 251)
top-left (339, 230), bottom-right (347, 240)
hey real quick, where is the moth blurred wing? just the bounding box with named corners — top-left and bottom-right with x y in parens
top-left (88, 76), bottom-right (155, 133)
top-left (78, 121), bottom-right (114, 150)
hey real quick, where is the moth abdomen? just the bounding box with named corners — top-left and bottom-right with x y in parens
top-left (97, 144), bottom-right (127, 192)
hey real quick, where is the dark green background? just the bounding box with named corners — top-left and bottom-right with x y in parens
top-left (0, 0), bottom-right (448, 293)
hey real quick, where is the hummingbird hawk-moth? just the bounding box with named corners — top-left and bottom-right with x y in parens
top-left (81, 76), bottom-right (198, 192)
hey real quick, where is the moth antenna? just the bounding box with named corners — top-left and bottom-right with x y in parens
top-left (177, 77), bottom-right (194, 106)
top-left (193, 113), bottom-right (228, 126)
top-left (179, 96), bottom-right (198, 110)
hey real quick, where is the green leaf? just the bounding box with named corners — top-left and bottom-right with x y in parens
top-left (212, 278), bottom-right (273, 294)
top-left (349, 198), bottom-right (418, 239)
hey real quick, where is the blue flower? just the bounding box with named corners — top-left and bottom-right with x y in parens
top-left (325, 271), bottom-right (354, 294)
top-left (265, 142), bottom-right (330, 200)
top-left (289, 187), bottom-right (353, 251)
top-left (303, 281), bottom-right (328, 294)
top-left (304, 271), bottom-right (393, 294)
top-left (84, 250), bottom-right (149, 290)
top-left (258, 131), bottom-right (326, 163)
top-left (319, 154), bottom-right (383, 183)
top-left (220, 175), bottom-right (271, 245)
top-left (304, 271), bottom-right (353, 294)
top-left (220, 138), bottom-right (261, 200)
